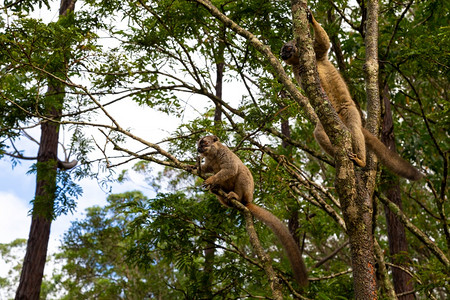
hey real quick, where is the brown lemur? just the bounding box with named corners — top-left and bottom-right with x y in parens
top-left (280, 12), bottom-right (423, 181)
top-left (197, 135), bottom-right (309, 287)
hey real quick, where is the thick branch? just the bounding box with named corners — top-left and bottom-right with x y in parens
top-left (363, 0), bottom-right (381, 138)
top-left (57, 159), bottom-right (78, 170)
top-left (374, 238), bottom-right (397, 299)
top-left (376, 192), bottom-right (450, 268)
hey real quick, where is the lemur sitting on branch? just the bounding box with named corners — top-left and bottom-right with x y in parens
top-left (197, 135), bottom-right (309, 287)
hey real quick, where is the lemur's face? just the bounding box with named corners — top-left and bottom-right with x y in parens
top-left (197, 135), bottom-right (219, 154)
top-left (281, 40), bottom-right (299, 65)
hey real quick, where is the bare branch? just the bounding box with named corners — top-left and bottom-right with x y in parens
top-left (309, 269), bottom-right (352, 281)
top-left (57, 159), bottom-right (78, 170)
top-left (376, 192), bottom-right (450, 268)
top-left (313, 240), bottom-right (349, 268)
top-left (327, 0), bottom-right (361, 33)
top-left (382, 0), bottom-right (414, 59)
top-left (374, 238), bottom-right (397, 299)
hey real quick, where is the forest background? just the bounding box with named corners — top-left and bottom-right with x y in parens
top-left (0, 0), bottom-right (448, 299)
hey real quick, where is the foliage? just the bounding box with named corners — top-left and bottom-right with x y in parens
top-left (51, 188), bottom-right (349, 298)
top-left (0, 239), bottom-right (27, 298)
top-left (52, 191), bottom-right (162, 299)
top-left (0, 0), bottom-right (104, 179)
top-left (25, 161), bottom-right (82, 219)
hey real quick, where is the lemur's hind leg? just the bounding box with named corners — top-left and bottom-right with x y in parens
top-left (315, 120), bottom-right (366, 167)
top-left (342, 107), bottom-right (366, 167)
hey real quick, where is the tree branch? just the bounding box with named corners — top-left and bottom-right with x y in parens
top-left (376, 191), bottom-right (450, 268)
top-left (313, 240), bottom-right (349, 268)
top-left (209, 189), bottom-right (284, 299)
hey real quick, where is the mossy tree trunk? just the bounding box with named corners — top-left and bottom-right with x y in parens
top-left (15, 1), bottom-right (76, 299)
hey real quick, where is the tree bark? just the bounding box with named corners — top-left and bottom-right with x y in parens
top-left (214, 60), bottom-right (224, 124)
top-left (281, 117), bottom-right (291, 149)
top-left (202, 238), bottom-right (215, 298)
top-left (15, 1), bottom-right (75, 299)
top-left (16, 92), bottom-right (61, 300)
top-left (289, 0), bottom-right (377, 298)
top-left (348, 0), bottom-right (381, 298)
top-left (15, 217), bottom-right (52, 300)
top-left (381, 85), bottom-right (415, 300)
top-left (374, 238), bottom-right (397, 299)
top-left (214, 26), bottom-right (225, 125)
top-left (279, 89), bottom-right (292, 149)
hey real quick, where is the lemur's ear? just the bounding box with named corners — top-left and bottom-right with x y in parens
top-left (210, 135), bottom-right (219, 142)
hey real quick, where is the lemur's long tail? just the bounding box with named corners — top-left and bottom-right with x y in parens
top-left (362, 128), bottom-right (424, 181)
top-left (247, 203), bottom-right (309, 287)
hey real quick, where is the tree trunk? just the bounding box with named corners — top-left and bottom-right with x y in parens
top-left (16, 1), bottom-right (75, 298)
top-left (280, 112), bottom-right (291, 149)
top-left (288, 209), bottom-right (302, 248)
top-left (288, 0), bottom-right (378, 296)
top-left (202, 239), bottom-right (215, 298)
top-left (16, 100), bottom-right (61, 300)
top-left (346, 0), bottom-right (380, 298)
top-left (214, 26), bottom-right (225, 125)
top-left (381, 85), bottom-right (414, 300)
top-left (15, 217), bottom-right (52, 300)
top-left (214, 61), bottom-right (224, 124)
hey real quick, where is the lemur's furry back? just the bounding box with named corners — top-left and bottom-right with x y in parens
top-left (281, 13), bottom-right (423, 181)
top-left (197, 135), bottom-right (309, 287)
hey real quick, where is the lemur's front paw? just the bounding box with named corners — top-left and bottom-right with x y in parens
top-left (225, 192), bottom-right (239, 202)
top-left (201, 177), bottom-right (217, 191)
top-left (201, 182), bottom-right (213, 191)
top-left (347, 151), bottom-right (366, 168)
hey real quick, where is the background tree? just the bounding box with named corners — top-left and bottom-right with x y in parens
top-left (0, 239), bottom-right (27, 299)
top-left (1, 0), bottom-right (102, 298)
top-left (52, 191), bottom-right (169, 299)
top-left (14, 1), bottom-right (78, 297)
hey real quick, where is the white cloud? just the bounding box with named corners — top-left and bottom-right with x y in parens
top-left (0, 192), bottom-right (31, 244)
